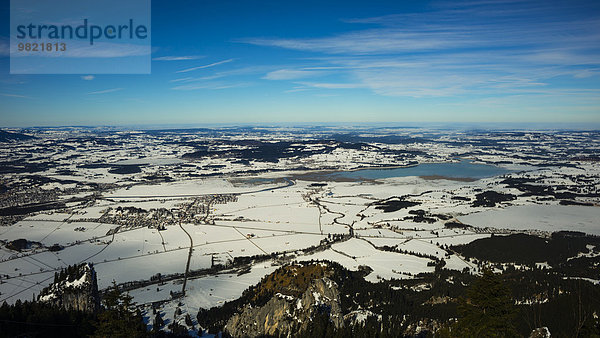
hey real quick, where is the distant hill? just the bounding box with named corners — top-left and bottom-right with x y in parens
top-left (0, 130), bottom-right (35, 142)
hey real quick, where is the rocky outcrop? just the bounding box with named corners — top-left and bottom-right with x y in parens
top-left (225, 277), bottom-right (343, 337)
top-left (38, 263), bottom-right (100, 313)
top-left (343, 309), bottom-right (382, 327)
top-left (530, 327), bottom-right (551, 338)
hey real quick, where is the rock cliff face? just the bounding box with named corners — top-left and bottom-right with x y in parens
top-left (225, 277), bottom-right (343, 337)
top-left (38, 263), bottom-right (100, 313)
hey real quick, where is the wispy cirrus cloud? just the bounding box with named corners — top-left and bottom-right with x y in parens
top-left (263, 69), bottom-right (327, 80)
top-left (171, 74), bottom-right (228, 83)
top-left (1, 93), bottom-right (31, 98)
top-left (296, 82), bottom-right (364, 89)
top-left (87, 88), bottom-right (123, 95)
top-left (284, 86), bottom-right (311, 93)
top-left (243, 0), bottom-right (600, 98)
top-left (169, 77), bottom-right (195, 83)
top-left (176, 59), bottom-right (235, 73)
top-left (153, 55), bottom-right (204, 61)
top-left (241, 29), bottom-right (470, 55)
top-left (169, 65), bottom-right (274, 90)
top-left (171, 82), bottom-right (251, 90)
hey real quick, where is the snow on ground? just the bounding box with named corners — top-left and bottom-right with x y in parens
top-left (216, 219), bottom-right (324, 235)
top-left (134, 260), bottom-right (279, 337)
top-left (190, 240), bottom-right (263, 264)
top-left (354, 228), bottom-right (405, 238)
top-left (251, 234), bottom-right (325, 254)
top-left (24, 213), bottom-right (72, 221)
top-left (133, 260), bottom-right (277, 310)
top-left (213, 185), bottom-right (321, 232)
top-left (297, 238), bottom-right (435, 282)
top-left (183, 224), bottom-right (248, 244)
top-left (185, 262), bottom-right (277, 308)
top-left (107, 178), bottom-right (279, 198)
top-left (0, 220), bottom-right (63, 243)
top-left (95, 249), bottom-right (191, 289)
top-left (444, 255), bottom-right (473, 271)
top-left (325, 177), bottom-right (450, 200)
top-left (430, 233), bottom-right (491, 246)
top-left (0, 247), bottom-right (15, 261)
top-left (220, 199), bottom-right (319, 228)
top-left (3, 162), bottom-right (596, 309)
top-left (366, 237), bottom-right (445, 258)
top-left (459, 205), bottom-right (600, 236)
top-left (0, 271), bottom-right (55, 304)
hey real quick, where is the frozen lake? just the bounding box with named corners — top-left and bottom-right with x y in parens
top-left (327, 160), bottom-right (510, 180)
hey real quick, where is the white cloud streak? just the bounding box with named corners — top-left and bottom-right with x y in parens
top-left (1, 93), bottom-right (30, 98)
top-left (87, 88), bottom-right (123, 95)
top-left (171, 82), bottom-right (250, 90)
top-left (263, 69), bottom-right (326, 80)
top-left (153, 55), bottom-right (204, 61)
top-left (176, 59), bottom-right (235, 73)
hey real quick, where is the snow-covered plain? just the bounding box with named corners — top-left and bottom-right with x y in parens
top-left (458, 205), bottom-right (600, 236)
top-left (3, 170), bottom-right (598, 308)
top-left (1, 127), bottom-right (599, 335)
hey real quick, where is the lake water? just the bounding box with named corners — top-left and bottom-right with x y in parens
top-left (327, 160), bottom-right (510, 180)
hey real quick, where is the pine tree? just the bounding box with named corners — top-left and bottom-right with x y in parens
top-left (451, 269), bottom-right (519, 337)
top-left (93, 281), bottom-right (147, 337)
top-left (153, 311), bottom-right (165, 333)
top-left (168, 320), bottom-right (189, 336)
top-left (184, 313), bottom-right (193, 327)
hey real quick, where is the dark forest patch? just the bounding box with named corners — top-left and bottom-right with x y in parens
top-left (108, 165), bottom-right (142, 174)
top-left (0, 130), bottom-right (35, 142)
top-left (559, 199), bottom-right (593, 206)
top-left (0, 160), bottom-right (52, 174)
top-left (0, 201), bottom-right (67, 216)
top-left (445, 221), bottom-right (471, 229)
top-left (452, 232), bottom-right (600, 266)
top-left (6, 238), bottom-right (43, 252)
top-left (472, 191), bottom-right (516, 207)
top-left (404, 209), bottom-right (437, 223)
top-left (373, 197), bottom-right (420, 212)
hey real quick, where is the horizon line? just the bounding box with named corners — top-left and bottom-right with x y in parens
top-left (3, 121), bottom-right (600, 132)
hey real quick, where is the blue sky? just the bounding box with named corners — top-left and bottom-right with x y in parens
top-left (1, 0), bottom-right (599, 127)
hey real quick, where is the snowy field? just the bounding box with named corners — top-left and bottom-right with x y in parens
top-left (3, 170), bottom-right (599, 308)
top-left (459, 205), bottom-right (600, 236)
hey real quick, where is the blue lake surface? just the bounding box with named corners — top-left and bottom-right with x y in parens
top-left (328, 160), bottom-right (509, 180)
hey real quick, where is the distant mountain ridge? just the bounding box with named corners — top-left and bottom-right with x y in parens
top-left (0, 130), bottom-right (35, 142)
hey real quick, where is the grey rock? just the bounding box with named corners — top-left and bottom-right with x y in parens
top-left (530, 327), bottom-right (551, 338)
top-left (225, 277), bottom-right (343, 337)
top-left (38, 263), bottom-right (100, 313)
